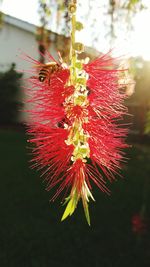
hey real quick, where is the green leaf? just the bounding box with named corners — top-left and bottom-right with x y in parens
top-left (82, 199), bottom-right (91, 226)
top-left (62, 196), bottom-right (71, 206)
top-left (61, 190), bottom-right (79, 222)
top-left (61, 198), bottom-right (75, 221)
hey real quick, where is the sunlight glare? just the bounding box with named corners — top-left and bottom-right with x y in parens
top-left (1, 0), bottom-right (150, 60)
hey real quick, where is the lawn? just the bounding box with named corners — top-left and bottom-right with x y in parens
top-left (0, 129), bottom-right (150, 267)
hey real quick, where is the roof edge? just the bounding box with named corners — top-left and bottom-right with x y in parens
top-left (3, 13), bottom-right (36, 33)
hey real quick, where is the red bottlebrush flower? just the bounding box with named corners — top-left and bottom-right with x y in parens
top-left (25, 51), bottom-right (128, 225)
top-left (83, 53), bottom-right (128, 181)
top-left (132, 213), bottom-right (148, 234)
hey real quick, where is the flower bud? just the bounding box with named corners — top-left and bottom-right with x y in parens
top-left (68, 3), bottom-right (76, 13)
top-left (75, 61), bottom-right (82, 69)
top-left (76, 77), bottom-right (86, 85)
top-left (74, 42), bottom-right (84, 53)
top-left (75, 21), bottom-right (84, 31)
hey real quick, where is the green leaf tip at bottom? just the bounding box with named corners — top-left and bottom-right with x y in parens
top-left (61, 194), bottom-right (91, 226)
top-left (82, 199), bottom-right (91, 226)
top-left (61, 192), bottom-right (79, 222)
top-left (61, 198), bottom-right (76, 221)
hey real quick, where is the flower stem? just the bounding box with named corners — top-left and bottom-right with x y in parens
top-left (61, 1), bottom-right (93, 225)
top-left (70, 3), bottom-right (77, 84)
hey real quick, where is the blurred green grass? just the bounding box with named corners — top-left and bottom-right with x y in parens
top-left (0, 129), bottom-right (150, 267)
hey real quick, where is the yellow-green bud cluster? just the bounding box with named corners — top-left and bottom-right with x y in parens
top-left (65, 59), bottom-right (90, 162)
top-left (64, 1), bottom-right (90, 163)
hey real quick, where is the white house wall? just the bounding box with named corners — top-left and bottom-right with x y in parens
top-left (0, 18), bottom-right (57, 122)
